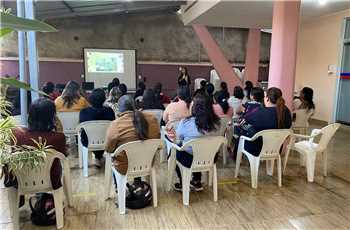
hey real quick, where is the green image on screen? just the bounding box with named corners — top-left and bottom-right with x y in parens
top-left (87, 51), bottom-right (124, 73)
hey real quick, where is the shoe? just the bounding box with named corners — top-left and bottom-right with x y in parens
top-left (173, 183), bottom-right (182, 192)
top-left (190, 181), bottom-right (204, 191)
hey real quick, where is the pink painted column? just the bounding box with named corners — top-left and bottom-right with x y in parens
top-left (244, 28), bottom-right (261, 85)
top-left (268, 0), bottom-right (300, 109)
top-left (192, 24), bottom-right (243, 93)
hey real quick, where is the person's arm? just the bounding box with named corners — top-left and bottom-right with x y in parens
top-left (104, 121), bottom-right (119, 153)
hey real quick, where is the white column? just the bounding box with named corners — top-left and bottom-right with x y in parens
top-left (24, 0), bottom-right (40, 101)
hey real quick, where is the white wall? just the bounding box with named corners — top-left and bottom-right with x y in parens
top-left (295, 9), bottom-right (350, 122)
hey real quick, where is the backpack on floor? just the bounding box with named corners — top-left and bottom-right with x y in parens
top-left (29, 193), bottom-right (56, 226)
top-left (125, 181), bottom-right (153, 209)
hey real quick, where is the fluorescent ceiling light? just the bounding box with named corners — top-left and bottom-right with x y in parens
top-left (318, 0), bottom-right (327, 5)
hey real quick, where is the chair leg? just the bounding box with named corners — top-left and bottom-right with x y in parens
top-left (223, 144), bottom-right (227, 166)
top-left (300, 154), bottom-right (306, 167)
top-left (167, 149), bottom-right (176, 192)
top-left (8, 188), bottom-right (19, 230)
top-left (234, 149), bottom-right (243, 178)
top-left (114, 169), bottom-right (127, 214)
top-left (53, 188), bottom-right (64, 229)
top-left (323, 151), bottom-right (328, 177)
top-left (104, 154), bottom-right (112, 200)
top-left (208, 169), bottom-right (213, 187)
top-left (213, 165), bottom-right (218, 202)
top-left (283, 136), bottom-right (294, 174)
top-left (181, 167), bottom-right (191, 206)
top-left (82, 147), bottom-right (89, 177)
top-left (247, 155), bottom-right (260, 189)
top-left (305, 151), bottom-right (317, 182)
top-left (277, 156), bottom-right (282, 187)
top-left (78, 134), bottom-right (83, 169)
top-left (151, 168), bottom-right (158, 207)
top-left (62, 160), bottom-right (73, 207)
top-left (266, 160), bottom-right (274, 176)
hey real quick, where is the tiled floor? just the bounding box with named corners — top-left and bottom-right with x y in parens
top-left (1, 124), bottom-right (349, 229)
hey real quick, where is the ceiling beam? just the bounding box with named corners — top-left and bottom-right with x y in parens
top-left (62, 0), bottom-right (74, 13)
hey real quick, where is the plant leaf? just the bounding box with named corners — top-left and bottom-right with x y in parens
top-left (0, 78), bottom-right (48, 96)
top-left (0, 28), bottom-right (12, 36)
top-left (0, 12), bottom-right (57, 33)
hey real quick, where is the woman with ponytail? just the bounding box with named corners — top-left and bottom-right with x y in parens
top-left (213, 91), bottom-right (233, 118)
top-left (234, 87), bottom-right (292, 157)
top-left (105, 95), bottom-right (160, 175)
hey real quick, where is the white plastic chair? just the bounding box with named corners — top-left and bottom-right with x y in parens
top-left (234, 129), bottom-right (292, 189)
top-left (8, 150), bottom-right (73, 229)
top-left (76, 120), bottom-right (111, 177)
top-left (283, 123), bottom-right (340, 182)
top-left (293, 109), bottom-right (314, 134)
top-left (56, 112), bottom-right (79, 143)
top-left (143, 109), bottom-right (163, 125)
top-left (104, 139), bottom-right (161, 214)
top-left (194, 78), bottom-right (206, 90)
top-left (215, 117), bottom-right (233, 165)
top-left (167, 136), bottom-right (226, 206)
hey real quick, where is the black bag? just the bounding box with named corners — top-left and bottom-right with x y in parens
top-left (29, 193), bottom-right (56, 226)
top-left (125, 180), bottom-right (152, 209)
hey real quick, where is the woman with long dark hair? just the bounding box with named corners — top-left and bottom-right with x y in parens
top-left (104, 86), bottom-right (124, 115)
top-left (178, 66), bottom-right (191, 87)
top-left (213, 91), bottom-right (233, 118)
top-left (142, 88), bottom-right (164, 110)
top-left (243, 80), bottom-right (254, 103)
top-left (105, 95), bottom-right (160, 175)
top-left (173, 92), bottom-right (220, 191)
top-left (294, 87), bottom-right (315, 111)
top-left (55, 80), bottom-right (89, 112)
top-left (234, 87), bottom-right (292, 156)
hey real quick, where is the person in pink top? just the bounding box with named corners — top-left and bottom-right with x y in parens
top-left (213, 91), bottom-right (233, 118)
top-left (163, 86), bottom-right (191, 139)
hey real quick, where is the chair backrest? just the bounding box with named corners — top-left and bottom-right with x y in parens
top-left (76, 120), bottom-right (111, 147)
top-left (182, 136), bottom-right (226, 170)
top-left (293, 109), bottom-right (314, 128)
top-left (14, 150), bottom-right (65, 194)
top-left (316, 123), bottom-right (340, 152)
top-left (252, 129), bottom-right (292, 157)
top-left (143, 109), bottom-right (163, 125)
top-left (194, 78), bottom-right (206, 90)
top-left (57, 112), bottom-right (79, 134)
top-left (113, 139), bottom-right (161, 176)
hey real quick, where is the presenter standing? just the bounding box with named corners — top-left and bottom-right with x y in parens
top-left (178, 66), bottom-right (191, 87)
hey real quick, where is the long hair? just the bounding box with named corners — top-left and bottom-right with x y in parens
top-left (177, 86), bottom-right (191, 108)
top-left (61, 81), bottom-right (80, 108)
top-left (251, 87), bottom-right (265, 104)
top-left (28, 98), bottom-right (56, 132)
top-left (191, 92), bottom-right (220, 133)
top-left (244, 80), bottom-right (253, 100)
top-left (142, 89), bottom-right (160, 110)
top-left (107, 87), bottom-right (123, 104)
top-left (214, 92), bottom-right (229, 114)
top-left (118, 95), bottom-right (149, 140)
top-left (301, 87), bottom-right (315, 111)
top-left (233, 86), bottom-right (244, 100)
top-left (88, 88), bottom-right (106, 108)
top-left (266, 87), bottom-right (286, 129)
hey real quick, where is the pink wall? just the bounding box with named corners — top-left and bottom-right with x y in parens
top-left (1, 60), bottom-right (268, 97)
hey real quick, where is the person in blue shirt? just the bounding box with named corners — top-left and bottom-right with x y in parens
top-left (79, 88), bottom-right (115, 167)
top-left (174, 89), bottom-right (220, 191)
top-left (242, 86), bottom-right (265, 117)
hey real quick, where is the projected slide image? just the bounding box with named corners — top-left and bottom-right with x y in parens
top-left (87, 51), bottom-right (124, 73)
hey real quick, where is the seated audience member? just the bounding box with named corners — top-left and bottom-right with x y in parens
top-left (243, 80), bottom-right (253, 103)
top-left (42, 81), bottom-right (60, 100)
top-left (173, 92), bottom-right (220, 191)
top-left (218, 82), bottom-right (230, 99)
top-left (134, 81), bottom-right (146, 99)
top-left (142, 89), bottom-right (165, 110)
top-left (293, 87), bottom-right (315, 111)
top-left (228, 86), bottom-right (244, 119)
top-left (104, 86), bottom-right (124, 115)
top-left (242, 87), bottom-right (264, 116)
top-left (104, 95), bottom-right (160, 177)
top-left (200, 80), bottom-right (207, 89)
top-left (55, 81), bottom-right (89, 112)
top-left (154, 82), bottom-right (171, 104)
top-left (205, 83), bottom-right (215, 98)
top-left (213, 92), bottom-right (233, 118)
top-left (6, 98), bottom-right (66, 190)
top-left (107, 77), bottom-right (120, 93)
top-left (118, 83), bottom-right (128, 96)
top-left (234, 87), bottom-right (292, 156)
top-left (163, 86), bottom-right (191, 139)
top-left (79, 88), bottom-right (115, 167)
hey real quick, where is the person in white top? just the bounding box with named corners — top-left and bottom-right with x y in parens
top-left (228, 86), bottom-right (244, 120)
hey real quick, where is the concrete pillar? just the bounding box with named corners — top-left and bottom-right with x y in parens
top-left (244, 28), bottom-right (261, 86)
top-left (192, 24), bottom-right (242, 93)
top-left (268, 1), bottom-right (301, 109)
top-left (25, 0), bottom-right (40, 101)
top-left (17, 0), bottom-right (28, 126)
